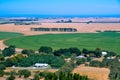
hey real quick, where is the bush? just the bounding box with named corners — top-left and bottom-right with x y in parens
top-left (33, 73), bottom-right (40, 80)
top-left (21, 49), bottom-right (34, 55)
top-left (2, 46), bottom-right (16, 57)
top-left (53, 47), bottom-right (81, 57)
top-left (60, 61), bottom-right (76, 73)
top-left (0, 64), bottom-right (6, 70)
top-left (18, 69), bottom-right (31, 78)
top-left (38, 46), bottom-right (53, 54)
top-left (6, 74), bottom-right (15, 80)
top-left (44, 71), bottom-right (89, 80)
top-left (0, 55), bottom-right (5, 61)
top-left (76, 58), bottom-right (87, 65)
top-left (0, 70), bottom-right (4, 77)
top-left (89, 60), bottom-right (101, 67)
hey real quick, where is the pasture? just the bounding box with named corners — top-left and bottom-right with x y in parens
top-left (0, 32), bottom-right (23, 40)
top-left (4, 32), bottom-right (120, 53)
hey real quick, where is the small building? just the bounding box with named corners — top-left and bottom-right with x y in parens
top-left (102, 52), bottom-right (107, 56)
top-left (76, 55), bottom-right (85, 59)
top-left (33, 63), bottom-right (48, 68)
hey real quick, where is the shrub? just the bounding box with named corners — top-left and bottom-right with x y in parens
top-left (18, 69), bottom-right (31, 78)
top-left (89, 60), bottom-right (101, 67)
top-left (6, 74), bottom-right (15, 80)
top-left (0, 70), bottom-right (4, 77)
top-left (38, 46), bottom-right (53, 54)
top-left (21, 49), bottom-right (34, 55)
top-left (76, 58), bottom-right (87, 65)
top-left (2, 46), bottom-right (16, 57)
top-left (33, 73), bottom-right (40, 80)
top-left (0, 64), bottom-right (6, 70)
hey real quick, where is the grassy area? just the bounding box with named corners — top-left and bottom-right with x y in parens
top-left (4, 32), bottom-right (120, 53)
top-left (0, 32), bottom-right (23, 40)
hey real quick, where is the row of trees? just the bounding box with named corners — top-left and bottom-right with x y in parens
top-left (44, 71), bottom-right (89, 80)
top-left (31, 27), bottom-right (77, 32)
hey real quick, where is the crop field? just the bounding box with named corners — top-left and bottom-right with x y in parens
top-left (4, 32), bottom-right (120, 53)
top-left (0, 32), bottom-right (23, 40)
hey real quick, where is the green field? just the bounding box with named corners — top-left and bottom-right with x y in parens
top-left (4, 32), bottom-right (120, 53)
top-left (0, 32), bottom-right (23, 40)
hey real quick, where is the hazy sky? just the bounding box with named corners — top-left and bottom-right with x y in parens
top-left (0, 0), bottom-right (120, 16)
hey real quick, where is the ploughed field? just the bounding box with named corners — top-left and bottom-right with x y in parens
top-left (4, 32), bottom-right (120, 53)
top-left (0, 32), bottom-right (23, 40)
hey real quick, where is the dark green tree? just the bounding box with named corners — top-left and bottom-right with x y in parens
top-left (2, 46), bottom-right (16, 57)
top-left (6, 74), bottom-right (15, 80)
top-left (18, 69), bottom-right (31, 78)
top-left (0, 70), bottom-right (4, 77)
top-left (38, 46), bottom-right (53, 54)
top-left (0, 64), bottom-right (6, 70)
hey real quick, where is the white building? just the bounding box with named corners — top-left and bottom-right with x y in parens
top-left (76, 55), bottom-right (85, 58)
top-left (33, 63), bottom-right (48, 68)
top-left (102, 52), bottom-right (107, 56)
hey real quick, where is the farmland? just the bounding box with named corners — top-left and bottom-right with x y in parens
top-left (4, 32), bottom-right (120, 53)
top-left (0, 32), bottom-right (23, 40)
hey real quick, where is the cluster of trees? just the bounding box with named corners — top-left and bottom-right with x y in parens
top-left (5, 54), bottom-right (25, 67)
top-left (31, 27), bottom-right (77, 32)
top-left (38, 46), bottom-right (53, 54)
top-left (2, 46), bottom-right (16, 57)
top-left (0, 69), bottom-right (31, 80)
top-left (53, 48), bottom-right (81, 57)
top-left (82, 48), bottom-right (102, 58)
top-left (89, 57), bottom-right (120, 80)
top-left (4, 53), bottom-right (65, 68)
top-left (44, 71), bottom-right (89, 80)
top-left (56, 19), bottom-right (72, 23)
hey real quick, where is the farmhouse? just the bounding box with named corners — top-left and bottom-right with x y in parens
top-left (76, 55), bottom-right (85, 59)
top-left (102, 52), bottom-right (107, 56)
top-left (31, 27), bottom-right (77, 32)
top-left (33, 63), bottom-right (48, 68)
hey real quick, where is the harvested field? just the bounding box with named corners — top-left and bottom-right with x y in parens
top-left (73, 65), bottom-right (110, 80)
top-left (0, 23), bottom-right (120, 35)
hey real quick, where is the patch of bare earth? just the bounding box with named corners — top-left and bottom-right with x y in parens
top-left (73, 65), bottom-right (110, 80)
top-left (0, 23), bottom-right (120, 36)
top-left (0, 40), bottom-right (23, 52)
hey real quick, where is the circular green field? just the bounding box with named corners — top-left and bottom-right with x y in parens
top-left (4, 32), bottom-right (120, 53)
top-left (0, 32), bottom-right (23, 40)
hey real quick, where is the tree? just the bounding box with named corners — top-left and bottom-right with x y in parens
top-left (21, 49), bottom-right (34, 55)
top-left (68, 47), bottom-right (81, 56)
top-left (76, 58), bottom-right (87, 65)
top-left (2, 46), bottom-right (16, 57)
top-left (5, 57), bottom-right (17, 67)
top-left (94, 48), bottom-right (102, 58)
top-left (33, 73), bottom-right (40, 80)
top-left (82, 48), bottom-right (89, 54)
top-left (0, 54), bottom-right (5, 61)
top-left (54, 48), bottom-right (81, 57)
top-left (18, 69), bottom-right (31, 78)
top-left (6, 74), bottom-right (15, 80)
top-left (38, 46), bottom-right (53, 54)
top-left (0, 64), bottom-right (6, 70)
top-left (0, 70), bottom-right (4, 77)
top-left (89, 60), bottom-right (101, 67)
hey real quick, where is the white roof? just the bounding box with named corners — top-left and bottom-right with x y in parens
top-left (76, 55), bottom-right (85, 58)
top-left (102, 52), bottom-right (107, 55)
top-left (35, 63), bottom-right (48, 66)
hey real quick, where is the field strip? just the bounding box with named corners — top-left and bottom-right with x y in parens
top-left (0, 39), bottom-right (23, 52)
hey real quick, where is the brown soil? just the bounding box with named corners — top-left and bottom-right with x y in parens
top-left (73, 65), bottom-right (110, 80)
top-left (0, 23), bottom-right (120, 36)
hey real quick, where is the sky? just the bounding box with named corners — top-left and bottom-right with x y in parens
top-left (0, 0), bottom-right (120, 16)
